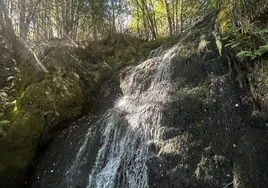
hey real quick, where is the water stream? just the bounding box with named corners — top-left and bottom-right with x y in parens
top-left (65, 45), bottom-right (179, 188)
top-left (28, 16), bottom-right (268, 188)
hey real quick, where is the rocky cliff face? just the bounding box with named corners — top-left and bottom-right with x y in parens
top-left (145, 19), bottom-right (268, 188)
top-left (26, 15), bottom-right (268, 188)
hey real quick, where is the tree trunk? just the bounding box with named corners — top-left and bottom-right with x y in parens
top-left (19, 0), bottom-right (27, 39)
top-left (164, 0), bottom-right (173, 36)
top-left (180, 0), bottom-right (183, 33)
top-left (111, 0), bottom-right (116, 33)
top-left (140, 0), bottom-right (157, 39)
top-left (175, 0), bottom-right (179, 34)
top-left (0, 0), bottom-right (17, 52)
top-left (135, 0), bottom-right (140, 36)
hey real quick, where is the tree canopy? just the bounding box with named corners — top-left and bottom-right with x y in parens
top-left (0, 0), bottom-right (268, 54)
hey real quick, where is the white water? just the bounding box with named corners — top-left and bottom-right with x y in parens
top-left (65, 44), bottom-right (180, 188)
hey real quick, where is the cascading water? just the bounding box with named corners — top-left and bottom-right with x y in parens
top-left (29, 15), bottom-right (268, 188)
top-left (65, 44), bottom-right (179, 188)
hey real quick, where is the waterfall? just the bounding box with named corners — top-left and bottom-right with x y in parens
top-left (65, 44), bottom-right (179, 188)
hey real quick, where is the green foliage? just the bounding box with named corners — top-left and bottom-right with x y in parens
top-left (236, 45), bottom-right (268, 59)
top-left (236, 50), bottom-right (256, 59)
top-left (233, 0), bottom-right (268, 30)
top-left (208, 0), bottom-right (268, 35)
top-left (225, 22), bottom-right (268, 60)
top-left (93, 37), bottom-right (168, 70)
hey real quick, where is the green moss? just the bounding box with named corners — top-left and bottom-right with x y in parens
top-left (0, 120), bottom-right (10, 137)
top-left (0, 45), bottom-right (95, 182)
top-left (0, 111), bottom-right (43, 176)
top-left (87, 62), bottom-right (113, 83)
top-left (218, 9), bottom-right (232, 34)
top-left (0, 71), bottom-right (86, 182)
top-left (116, 46), bottom-right (139, 62)
top-left (17, 73), bottom-right (85, 129)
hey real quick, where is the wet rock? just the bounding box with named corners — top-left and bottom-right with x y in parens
top-left (146, 14), bottom-right (268, 188)
top-left (23, 13), bottom-right (268, 188)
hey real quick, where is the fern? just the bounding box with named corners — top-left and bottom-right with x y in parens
top-left (225, 41), bottom-right (240, 49)
top-left (255, 44), bottom-right (268, 56)
top-left (237, 50), bottom-right (257, 59)
top-left (258, 44), bottom-right (268, 51)
top-left (252, 28), bottom-right (268, 35)
top-left (236, 44), bottom-right (268, 59)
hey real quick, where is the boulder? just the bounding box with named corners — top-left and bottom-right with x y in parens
top-left (0, 44), bottom-right (113, 187)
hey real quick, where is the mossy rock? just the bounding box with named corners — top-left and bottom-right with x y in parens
top-left (0, 46), bottom-right (93, 185)
top-left (0, 72), bottom-right (85, 185)
top-left (0, 111), bottom-right (43, 186)
top-left (18, 72), bottom-right (85, 129)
